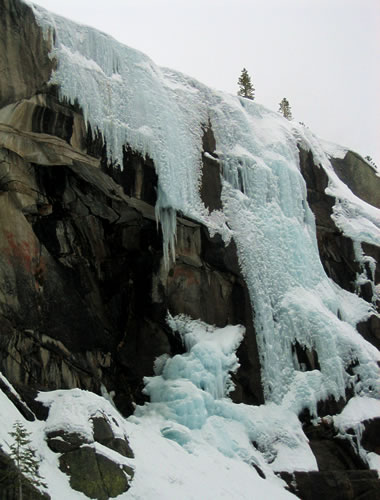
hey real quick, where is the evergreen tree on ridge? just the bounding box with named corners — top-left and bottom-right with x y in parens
top-left (237, 68), bottom-right (255, 100)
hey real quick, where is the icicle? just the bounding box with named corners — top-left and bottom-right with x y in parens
top-left (156, 206), bottom-right (177, 269)
top-left (353, 241), bottom-right (378, 304)
top-left (155, 184), bottom-right (177, 269)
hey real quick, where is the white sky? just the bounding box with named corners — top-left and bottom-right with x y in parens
top-left (31, 0), bottom-right (379, 164)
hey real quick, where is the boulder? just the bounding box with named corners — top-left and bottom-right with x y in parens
top-left (92, 416), bottom-right (134, 458)
top-left (47, 416), bottom-right (134, 499)
top-left (59, 445), bottom-right (133, 500)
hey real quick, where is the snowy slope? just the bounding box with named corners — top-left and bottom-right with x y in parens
top-left (1, 320), bottom-right (300, 500)
top-left (1, 1), bottom-right (379, 498)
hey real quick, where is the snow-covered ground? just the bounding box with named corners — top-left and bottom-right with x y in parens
top-left (1, 1), bottom-right (379, 498)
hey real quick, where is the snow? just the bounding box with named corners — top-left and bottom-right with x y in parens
top-left (0, 375), bottom-right (28, 447)
top-left (0, 370), bottom-right (23, 398)
top-left (333, 396), bottom-right (380, 473)
top-left (334, 396), bottom-right (380, 431)
top-left (368, 453), bottom-right (380, 474)
top-left (1, 365), bottom-right (297, 499)
top-left (1, 1), bottom-right (378, 497)
top-left (296, 124), bottom-right (380, 249)
top-left (318, 138), bottom-right (348, 160)
top-left (36, 388), bottom-right (127, 442)
top-left (127, 416), bottom-right (295, 500)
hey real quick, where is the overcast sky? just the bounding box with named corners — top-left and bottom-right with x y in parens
top-left (31, 0), bottom-right (380, 164)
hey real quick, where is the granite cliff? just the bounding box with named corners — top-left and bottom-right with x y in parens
top-left (0, 1), bottom-right (379, 499)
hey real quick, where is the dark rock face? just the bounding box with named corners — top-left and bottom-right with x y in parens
top-left (357, 315), bottom-right (380, 351)
top-left (298, 147), bottom-right (380, 350)
top-left (298, 148), bottom-right (359, 293)
top-left (280, 470), bottom-right (380, 500)
top-left (92, 416), bottom-right (134, 458)
top-left (47, 430), bottom-right (90, 454)
top-left (200, 123), bottom-right (223, 212)
top-left (282, 421), bottom-right (380, 498)
top-left (296, 148), bottom-right (380, 495)
top-left (0, 0), bottom-right (55, 107)
top-left (361, 418), bottom-right (380, 455)
top-left (304, 423), bottom-right (368, 471)
top-left (330, 151), bottom-right (380, 209)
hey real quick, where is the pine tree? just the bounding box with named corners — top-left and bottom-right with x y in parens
top-left (237, 68), bottom-right (255, 100)
top-left (7, 421), bottom-right (47, 499)
top-left (279, 97), bottom-right (293, 120)
top-left (365, 155), bottom-right (377, 169)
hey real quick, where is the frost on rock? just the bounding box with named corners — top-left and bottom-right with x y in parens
top-left (30, 0), bottom-right (380, 450)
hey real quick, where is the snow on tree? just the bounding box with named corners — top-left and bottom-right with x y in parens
top-left (279, 97), bottom-right (293, 120)
top-left (6, 421), bottom-right (47, 499)
top-left (237, 68), bottom-right (255, 100)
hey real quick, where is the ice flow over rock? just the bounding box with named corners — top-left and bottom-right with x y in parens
top-left (134, 316), bottom-right (317, 475)
top-left (31, 0), bottom-right (380, 422)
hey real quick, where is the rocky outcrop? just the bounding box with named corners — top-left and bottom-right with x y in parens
top-left (280, 421), bottom-right (380, 499)
top-left (59, 447), bottom-right (132, 500)
top-left (0, 125), bottom-right (263, 412)
top-left (359, 418), bottom-right (380, 456)
top-left (295, 147), bottom-right (380, 498)
top-left (0, 0), bottom-right (55, 107)
top-left (280, 470), bottom-right (380, 500)
top-left (299, 147), bottom-right (380, 350)
top-left (330, 151), bottom-right (380, 210)
top-left (46, 415), bottom-right (134, 499)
